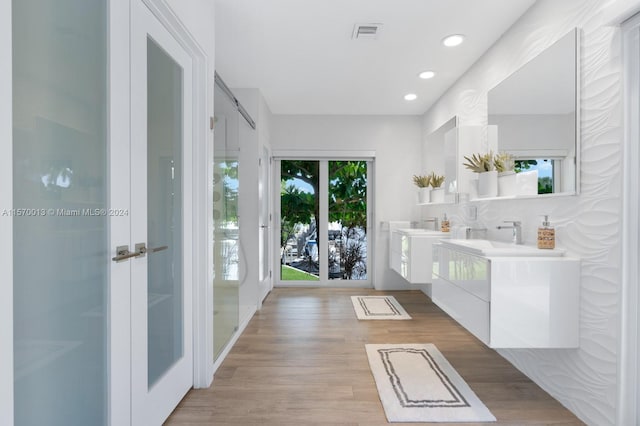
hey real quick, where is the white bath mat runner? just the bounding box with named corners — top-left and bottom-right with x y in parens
top-left (351, 295), bottom-right (411, 320)
top-left (366, 343), bottom-right (496, 423)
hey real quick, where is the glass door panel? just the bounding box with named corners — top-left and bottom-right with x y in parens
top-left (328, 161), bottom-right (368, 280)
top-left (12, 0), bottom-right (109, 424)
top-left (146, 37), bottom-right (183, 387)
top-left (213, 83), bottom-right (240, 360)
top-left (280, 160), bottom-right (320, 281)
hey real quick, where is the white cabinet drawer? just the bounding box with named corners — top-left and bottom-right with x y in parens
top-left (433, 277), bottom-right (490, 345)
top-left (435, 245), bottom-right (490, 301)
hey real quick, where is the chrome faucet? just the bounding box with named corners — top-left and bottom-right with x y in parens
top-left (496, 220), bottom-right (522, 244)
top-left (465, 227), bottom-right (488, 240)
top-left (423, 217), bottom-right (439, 231)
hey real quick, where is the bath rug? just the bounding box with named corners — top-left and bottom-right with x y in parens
top-left (365, 343), bottom-right (496, 422)
top-left (351, 295), bottom-right (411, 320)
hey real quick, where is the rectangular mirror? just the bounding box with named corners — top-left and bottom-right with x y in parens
top-left (423, 116), bottom-right (458, 204)
top-left (488, 28), bottom-right (579, 197)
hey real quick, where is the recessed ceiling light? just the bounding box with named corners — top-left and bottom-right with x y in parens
top-left (404, 93), bottom-right (417, 101)
top-left (442, 34), bottom-right (465, 47)
top-left (418, 71), bottom-right (436, 79)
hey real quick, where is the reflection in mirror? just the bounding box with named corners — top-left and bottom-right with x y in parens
top-left (488, 28), bottom-right (578, 196)
top-left (423, 116), bottom-right (458, 204)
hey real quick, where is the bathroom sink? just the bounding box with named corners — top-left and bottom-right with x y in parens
top-left (440, 239), bottom-right (566, 257)
top-left (397, 228), bottom-right (448, 236)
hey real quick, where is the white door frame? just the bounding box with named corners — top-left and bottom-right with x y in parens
top-left (619, 12), bottom-right (640, 426)
top-left (134, 0), bottom-right (212, 391)
top-left (258, 144), bottom-right (274, 307)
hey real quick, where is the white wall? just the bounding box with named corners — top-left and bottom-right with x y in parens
top-left (421, 0), bottom-right (623, 424)
top-left (166, 1), bottom-right (215, 60)
top-left (271, 115), bottom-right (423, 290)
top-left (166, 0), bottom-right (215, 132)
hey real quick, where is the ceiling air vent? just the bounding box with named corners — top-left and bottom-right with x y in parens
top-left (352, 23), bottom-right (383, 40)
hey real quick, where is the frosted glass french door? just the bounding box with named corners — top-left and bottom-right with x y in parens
top-left (8, 0), bottom-right (113, 425)
top-left (4, 1), bottom-right (193, 425)
top-left (130, 1), bottom-right (193, 425)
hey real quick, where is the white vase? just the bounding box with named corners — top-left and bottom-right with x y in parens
top-left (516, 170), bottom-right (539, 195)
top-left (498, 172), bottom-right (517, 197)
top-left (430, 187), bottom-right (445, 203)
top-left (477, 170), bottom-right (498, 198)
top-left (418, 187), bottom-right (430, 204)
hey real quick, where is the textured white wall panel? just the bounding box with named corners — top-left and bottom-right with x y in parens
top-left (421, 1), bottom-right (624, 424)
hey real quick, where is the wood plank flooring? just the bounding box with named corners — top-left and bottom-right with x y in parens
top-left (165, 288), bottom-right (584, 425)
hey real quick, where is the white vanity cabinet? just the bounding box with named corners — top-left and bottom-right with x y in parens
top-left (390, 230), bottom-right (448, 284)
top-left (432, 244), bottom-right (580, 348)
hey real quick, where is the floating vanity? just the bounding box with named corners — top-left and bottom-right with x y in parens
top-left (432, 239), bottom-right (580, 348)
top-left (390, 228), bottom-right (450, 284)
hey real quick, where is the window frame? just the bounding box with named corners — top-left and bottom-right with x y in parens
top-left (273, 151), bottom-right (375, 288)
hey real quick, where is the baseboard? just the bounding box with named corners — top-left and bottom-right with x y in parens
top-left (211, 303), bottom-right (257, 375)
top-left (259, 285), bottom-right (271, 306)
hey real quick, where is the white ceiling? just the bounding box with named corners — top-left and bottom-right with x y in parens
top-left (214, 0), bottom-right (537, 115)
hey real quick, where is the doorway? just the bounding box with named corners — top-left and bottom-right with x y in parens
top-left (276, 158), bottom-right (372, 287)
top-left (258, 145), bottom-right (273, 303)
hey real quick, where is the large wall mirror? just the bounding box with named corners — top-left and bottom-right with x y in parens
top-left (488, 28), bottom-right (579, 196)
top-left (423, 116), bottom-right (458, 204)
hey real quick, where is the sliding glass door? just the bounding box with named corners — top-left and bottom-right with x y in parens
top-left (277, 159), bottom-right (371, 287)
top-left (280, 160), bottom-right (320, 282)
top-left (328, 161), bottom-right (368, 280)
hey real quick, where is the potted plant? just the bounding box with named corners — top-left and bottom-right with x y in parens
top-left (429, 172), bottom-right (446, 203)
top-left (413, 174), bottom-right (431, 203)
top-left (494, 152), bottom-right (517, 197)
top-left (463, 152), bottom-right (497, 198)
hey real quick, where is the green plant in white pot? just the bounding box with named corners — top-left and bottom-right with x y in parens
top-left (494, 152), bottom-right (517, 197)
top-left (429, 172), bottom-right (446, 203)
top-left (494, 152), bottom-right (515, 174)
top-left (413, 174), bottom-right (431, 203)
top-left (463, 152), bottom-right (497, 198)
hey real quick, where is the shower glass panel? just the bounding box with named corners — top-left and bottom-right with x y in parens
top-left (213, 84), bottom-right (240, 361)
top-left (12, 0), bottom-right (108, 424)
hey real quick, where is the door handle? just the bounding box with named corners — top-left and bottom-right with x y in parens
top-left (112, 245), bottom-right (142, 262)
top-left (136, 243), bottom-right (168, 257)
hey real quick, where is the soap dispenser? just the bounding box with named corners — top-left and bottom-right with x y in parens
top-left (441, 213), bottom-right (450, 233)
top-left (537, 215), bottom-right (555, 249)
